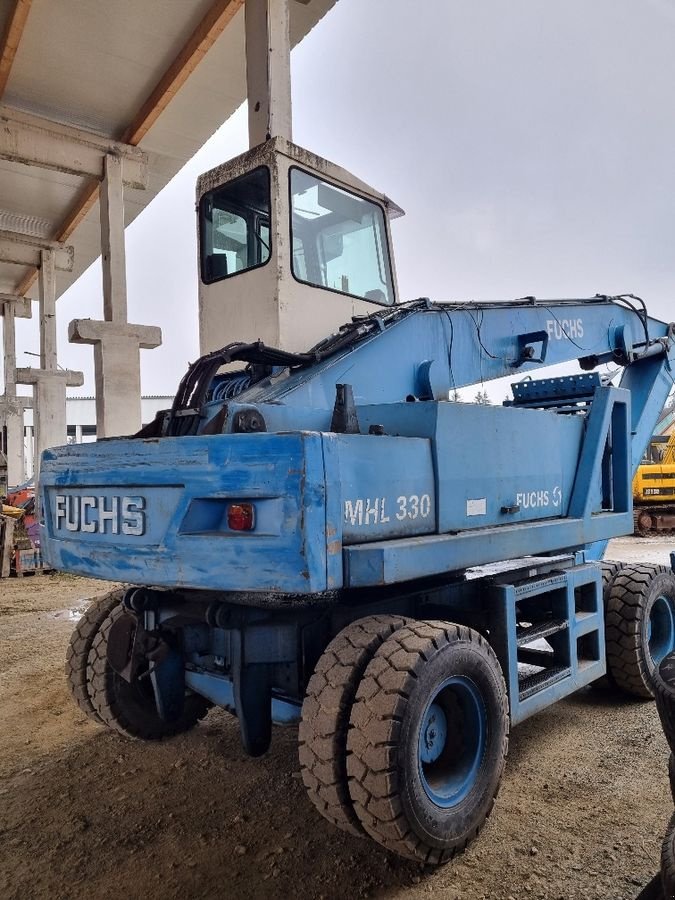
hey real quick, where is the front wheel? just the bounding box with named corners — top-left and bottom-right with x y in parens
top-left (346, 621), bottom-right (509, 865)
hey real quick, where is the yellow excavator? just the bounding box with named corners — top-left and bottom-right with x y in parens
top-left (633, 429), bottom-right (675, 533)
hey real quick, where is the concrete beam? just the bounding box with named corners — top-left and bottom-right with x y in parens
top-left (0, 104), bottom-right (148, 189)
top-left (0, 1), bottom-right (32, 99)
top-left (245, 0), bottom-right (292, 146)
top-left (123, 0), bottom-right (244, 146)
top-left (0, 293), bottom-right (31, 317)
top-left (69, 319), bottom-right (162, 437)
top-left (15, 367), bottom-right (84, 388)
top-left (0, 230), bottom-right (73, 271)
top-left (0, 394), bottom-right (31, 411)
top-left (68, 319), bottom-right (162, 351)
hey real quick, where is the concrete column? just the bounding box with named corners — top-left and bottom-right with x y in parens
top-left (75, 424), bottom-right (82, 443)
top-left (2, 302), bottom-right (25, 486)
top-left (100, 154), bottom-right (128, 323)
top-left (17, 249), bottom-right (83, 482)
top-left (69, 321), bottom-right (160, 437)
top-left (34, 376), bottom-right (67, 457)
top-left (245, 0), bottom-right (292, 146)
top-left (70, 152), bottom-right (161, 438)
top-left (38, 249), bottom-right (58, 371)
top-left (25, 425), bottom-right (34, 480)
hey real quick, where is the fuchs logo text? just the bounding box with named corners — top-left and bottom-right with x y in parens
top-left (546, 318), bottom-right (584, 341)
top-left (54, 495), bottom-right (146, 535)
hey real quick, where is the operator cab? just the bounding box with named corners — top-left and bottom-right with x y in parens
top-left (196, 138), bottom-right (403, 355)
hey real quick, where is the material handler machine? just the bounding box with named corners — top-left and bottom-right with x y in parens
top-left (42, 138), bottom-right (675, 864)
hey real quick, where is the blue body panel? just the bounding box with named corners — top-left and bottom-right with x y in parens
top-left (41, 433), bottom-right (329, 593)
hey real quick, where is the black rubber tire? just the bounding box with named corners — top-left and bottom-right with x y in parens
top-left (299, 615), bottom-right (410, 837)
top-left (590, 561), bottom-right (626, 691)
top-left (66, 589), bottom-right (125, 723)
top-left (601, 560), bottom-right (625, 606)
top-left (87, 604), bottom-right (210, 740)
top-left (662, 813), bottom-right (675, 899)
top-left (636, 873), bottom-right (666, 900)
top-left (605, 564), bottom-right (673, 699)
top-left (346, 621), bottom-right (509, 864)
top-left (670, 752), bottom-right (675, 806)
top-left (654, 653), bottom-right (675, 755)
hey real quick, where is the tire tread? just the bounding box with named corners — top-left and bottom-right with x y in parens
top-left (605, 564), bottom-right (670, 699)
top-left (299, 614), bottom-right (409, 836)
top-left (346, 620), bottom-right (509, 864)
top-left (65, 589), bottom-right (125, 723)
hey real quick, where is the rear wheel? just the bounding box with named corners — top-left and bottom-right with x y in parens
top-left (346, 621), bottom-right (508, 864)
top-left (299, 615), bottom-right (410, 836)
top-left (66, 589), bottom-right (125, 723)
top-left (605, 564), bottom-right (674, 699)
top-left (662, 813), bottom-right (675, 898)
top-left (87, 604), bottom-right (210, 740)
top-left (653, 652), bottom-right (675, 756)
top-left (635, 873), bottom-right (665, 900)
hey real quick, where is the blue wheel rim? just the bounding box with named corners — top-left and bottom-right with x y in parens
top-left (417, 676), bottom-right (487, 808)
top-left (648, 595), bottom-right (675, 666)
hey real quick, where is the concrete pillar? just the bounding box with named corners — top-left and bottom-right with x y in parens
top-left (25, 425), bottom-right (34, 480)
top-left (75, 424), bottom-right (82, 444)
top-left (69, 321), bottom-right (160, 436)
top-left (100, 154), bottom-right (128, 324)
top-left (245, 0), bottom-right (292, 146)
top-left (2, 301), bottom-right (25, 486)
top-left (17, 249), bottom-right (83, 482)
top-left (69, 153), bottom-right (161, 438)
top-left (38, 249), bottom-right (58, 372)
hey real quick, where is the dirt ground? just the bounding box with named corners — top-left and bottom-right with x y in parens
top-left (1, 538), bottom-right (674, 900)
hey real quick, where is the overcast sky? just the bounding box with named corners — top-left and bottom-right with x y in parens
top-left (18, 0), bottom-right (675, 399)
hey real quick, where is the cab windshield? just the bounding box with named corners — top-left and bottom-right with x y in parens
top-left (290, 168), bottom-right (394, 305)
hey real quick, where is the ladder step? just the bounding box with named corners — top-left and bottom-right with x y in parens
top-left (518, 665), bottom-right (571, 701)
top-left (516, 618), bottom-right (568, 647)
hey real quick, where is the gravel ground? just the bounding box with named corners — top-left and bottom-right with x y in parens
top-left (0, 538), bottom-right (673, 900)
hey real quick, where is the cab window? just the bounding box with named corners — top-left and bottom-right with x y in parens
top-left (290, 168), bottom-right (394, 305)
top-left (200, 166), bottom-right (271, 284)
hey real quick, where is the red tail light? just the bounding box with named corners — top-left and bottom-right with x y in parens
top-left (227, 503), bottom-right (255, 531)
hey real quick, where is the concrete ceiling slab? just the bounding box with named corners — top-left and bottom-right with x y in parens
top-left (0, 0), bottom-right (336, 301)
